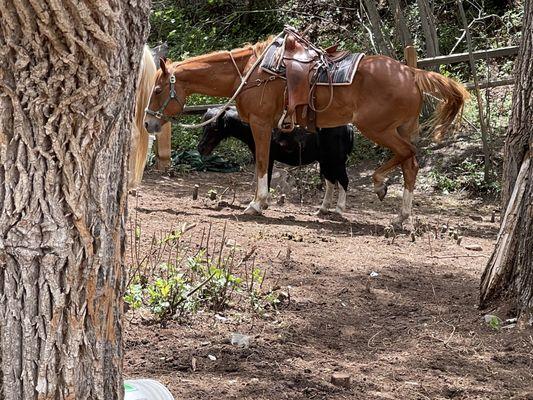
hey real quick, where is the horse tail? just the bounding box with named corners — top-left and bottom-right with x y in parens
top-left (411, 68), bottom-right (470, 141)
top-left (129, 45), bottom-right (158, 189)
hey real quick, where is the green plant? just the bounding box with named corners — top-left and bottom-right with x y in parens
top-left (125, 223), bottom-right (282, 325)
top-left (429, 156), bottom-right (501, 197)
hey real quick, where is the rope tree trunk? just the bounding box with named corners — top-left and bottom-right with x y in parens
top-left (480, 0), bottom-right (533, 326)
top-left (0, 1), bottom-right (149, 399)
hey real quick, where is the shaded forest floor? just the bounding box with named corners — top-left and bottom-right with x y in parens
top-left (124, 165), bottom-right (532, 400)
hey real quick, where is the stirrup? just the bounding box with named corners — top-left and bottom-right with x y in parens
top-left (277, 109), bottom-right (295, 132)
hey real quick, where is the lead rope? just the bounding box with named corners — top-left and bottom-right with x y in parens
top-left (179, 32), bottom-right (285, 129)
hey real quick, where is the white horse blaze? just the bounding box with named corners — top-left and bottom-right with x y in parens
top-left (335, 183), bottom-right (347, 213)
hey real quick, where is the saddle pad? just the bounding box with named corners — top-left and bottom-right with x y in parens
top-left (260, 36), bottom-right (286, 76)
top-left (315, 53), bottom-right (365, 86)
top-left (260, 37), bottom-right (365, 86)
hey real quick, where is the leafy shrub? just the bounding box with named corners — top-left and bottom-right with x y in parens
top-left (428, 156), bottom-right (501, 196)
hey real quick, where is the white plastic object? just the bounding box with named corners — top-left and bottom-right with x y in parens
top-left (124, 379), bottom-right (174, 400)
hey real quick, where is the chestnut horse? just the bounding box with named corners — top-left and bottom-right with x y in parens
top-left (144, 38), bottom-right (469, 226)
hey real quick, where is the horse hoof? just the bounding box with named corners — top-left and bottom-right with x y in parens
top-left (314, 208), bottom-right (328, 215)
top-left (334, 207), bottom-right (345, 215)
top-left (261, 203), bottom-right (269, 210)
top-left (375, 185), bottom-right (388, 201)
top-left (244, 203), bottom-right (262, 215)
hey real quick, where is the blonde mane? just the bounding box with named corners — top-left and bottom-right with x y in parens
top-left (129, 45), bottom-right (157, 189)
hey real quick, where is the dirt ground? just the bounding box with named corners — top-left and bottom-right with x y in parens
top-left (124, 165), bottom-right (533, 400)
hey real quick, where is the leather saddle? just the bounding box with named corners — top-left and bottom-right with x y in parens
top-left (280, 28), bottom-right (348, 132)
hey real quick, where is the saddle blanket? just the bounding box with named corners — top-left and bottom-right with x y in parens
top-left (260, 36), bottom-right (365, 86)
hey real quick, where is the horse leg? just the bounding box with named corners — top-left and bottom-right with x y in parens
top-left (362, 128), bottom-right (416, 201)
top-left (335, 170), bottom-right (349, 214)
top-left (393, 156), bottom-right (419, 228)
top-left (244, 118), bottom-right (272, 215)
top-left (393, 118), bottom-right (420, 227)
top-left (315, 180), bottom-right (335, 214)
top-left (335, 183), bottom-right (347, 214)
top-left (155, 123), bottom-right (172, 171)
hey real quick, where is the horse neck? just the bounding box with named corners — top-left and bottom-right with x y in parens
top-left (175, 49), bottom-right (253, 98)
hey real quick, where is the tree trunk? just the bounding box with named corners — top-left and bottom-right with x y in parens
top-left (417, 0), bottom-right (440, 57)
top-left (362, 0), bottom-right (395, 58)
top-left (480, 0), bottom-right (533, 325)
top-left (387, 0), bottom-right (413, 47)
top-left (0, 1), bottom-right (149, 399)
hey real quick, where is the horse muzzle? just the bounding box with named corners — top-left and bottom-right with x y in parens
top-left (144, 117), bottom-right (162, 134)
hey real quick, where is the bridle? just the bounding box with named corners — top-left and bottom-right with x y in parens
top-left (145, 74), bottom-right (184, 124)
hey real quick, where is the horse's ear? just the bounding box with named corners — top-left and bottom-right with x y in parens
top-left (159, 57), bottom-right (168, 75)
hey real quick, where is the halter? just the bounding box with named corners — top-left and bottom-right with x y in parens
top-left (145, 74), bottom-right (184, 123)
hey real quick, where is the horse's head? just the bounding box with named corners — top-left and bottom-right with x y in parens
top-left (197, 108), bottom-right (229, 156)
top-left (145, 59), bottom-right (186, 133)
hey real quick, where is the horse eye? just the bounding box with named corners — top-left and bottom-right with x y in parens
top-left (154, 86), bottom-right (162, 95)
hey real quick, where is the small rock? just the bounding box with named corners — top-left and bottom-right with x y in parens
top-left (465, 244), bottom-right (483, 251)
top-left (277, 194), bottom-right (286, 206)
top-left (410, 232), bottom-right (416, 242)
top-left (484, 314), bottom-right (499, 323)
top-left (469, 215), bottom-right (483, 222)
top-left (225, 239), bottom-right (238, 247)
top-left (215, 314), bottom-right (228, 322)
top-left (370, 271), bottom-right (379, 277)
top-left (192, 184), bottom-right (199, 200)
top-left (456, 236), bottom-right (463, 245)
top-left (278, 291), bottom-right (290, 303)
top-left (491, 210), bottom-right (496, 223)
top-left (191, 356), bottom-right (197, 371)
top-left (441, 224), bottom-right (448, 233)
top-left (207, 354), bottom-right (217, 361)
top-left (230, 333), bottom-right (250, 348)
top-left (453, 231), bottom-right (459, 240)
top-left (331, 373), bottom-right (351, 388)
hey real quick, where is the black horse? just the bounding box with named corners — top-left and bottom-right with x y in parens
top-left (198, 107), bottom-right (354, 214)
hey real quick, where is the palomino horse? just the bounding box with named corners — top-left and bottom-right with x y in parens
top-left (128, 46), bottom-right (172, 190)
top-left (144, 37), bottom-right (469, 226)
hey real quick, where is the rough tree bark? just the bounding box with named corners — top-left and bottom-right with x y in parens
top-left (480, 0), bottom-right (532, 325)
top-left (0, 0), bottom-right (149, 399)
top-left (417, 0), bottom-right (440, 57)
